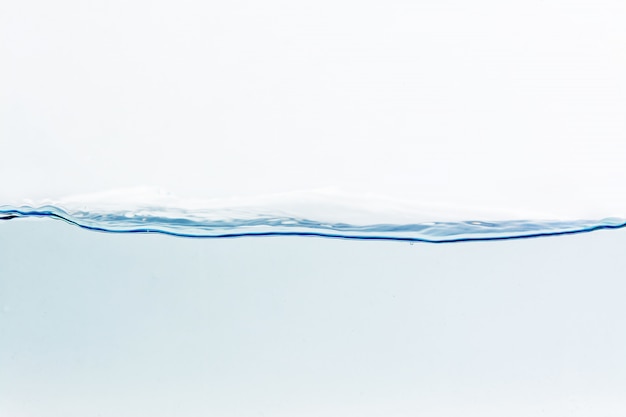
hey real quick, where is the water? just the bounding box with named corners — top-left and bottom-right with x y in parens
top-left (2, 212), bottom-right (626, 416)
top-left (2, 190), bottom-right (625, 243)
top-left (2, 1), bottom-right (625, 415)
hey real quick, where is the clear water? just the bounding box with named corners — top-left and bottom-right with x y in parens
top-left (2, 213), bottom-right (626, 416)
top-left (2, 203), bottom-right (625, 243)
top-left (2, 1), bottom-right (625, 415)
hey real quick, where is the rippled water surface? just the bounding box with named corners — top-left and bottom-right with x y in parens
top-left (2, 204), bottom-right (625, 243)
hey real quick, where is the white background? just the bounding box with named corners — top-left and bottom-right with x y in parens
top-left (2, 0), bottom-right (625, 217)
top-left (2, 3), bottom-right (626, 416)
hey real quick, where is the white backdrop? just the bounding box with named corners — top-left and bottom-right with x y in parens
top-left (2, 0), bottom-right (625, 218)
top-left (2, 4), bottom-right (626, 415)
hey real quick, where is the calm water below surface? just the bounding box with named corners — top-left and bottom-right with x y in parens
top-left (1, 219), bottom-right (626, 416)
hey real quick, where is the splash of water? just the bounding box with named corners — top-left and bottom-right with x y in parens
top-left (2, 188), bottom-right (624, 243)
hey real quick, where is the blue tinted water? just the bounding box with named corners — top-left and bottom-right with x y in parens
top-left (2, 205), bottom-right (625, 243)
top-left (3, 0), bottom-right (624, 415)
top-left (2, 215), bottom-right (626, 416)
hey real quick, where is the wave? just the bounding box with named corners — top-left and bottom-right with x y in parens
top-left (2, 204), bottom-right (625, 243)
